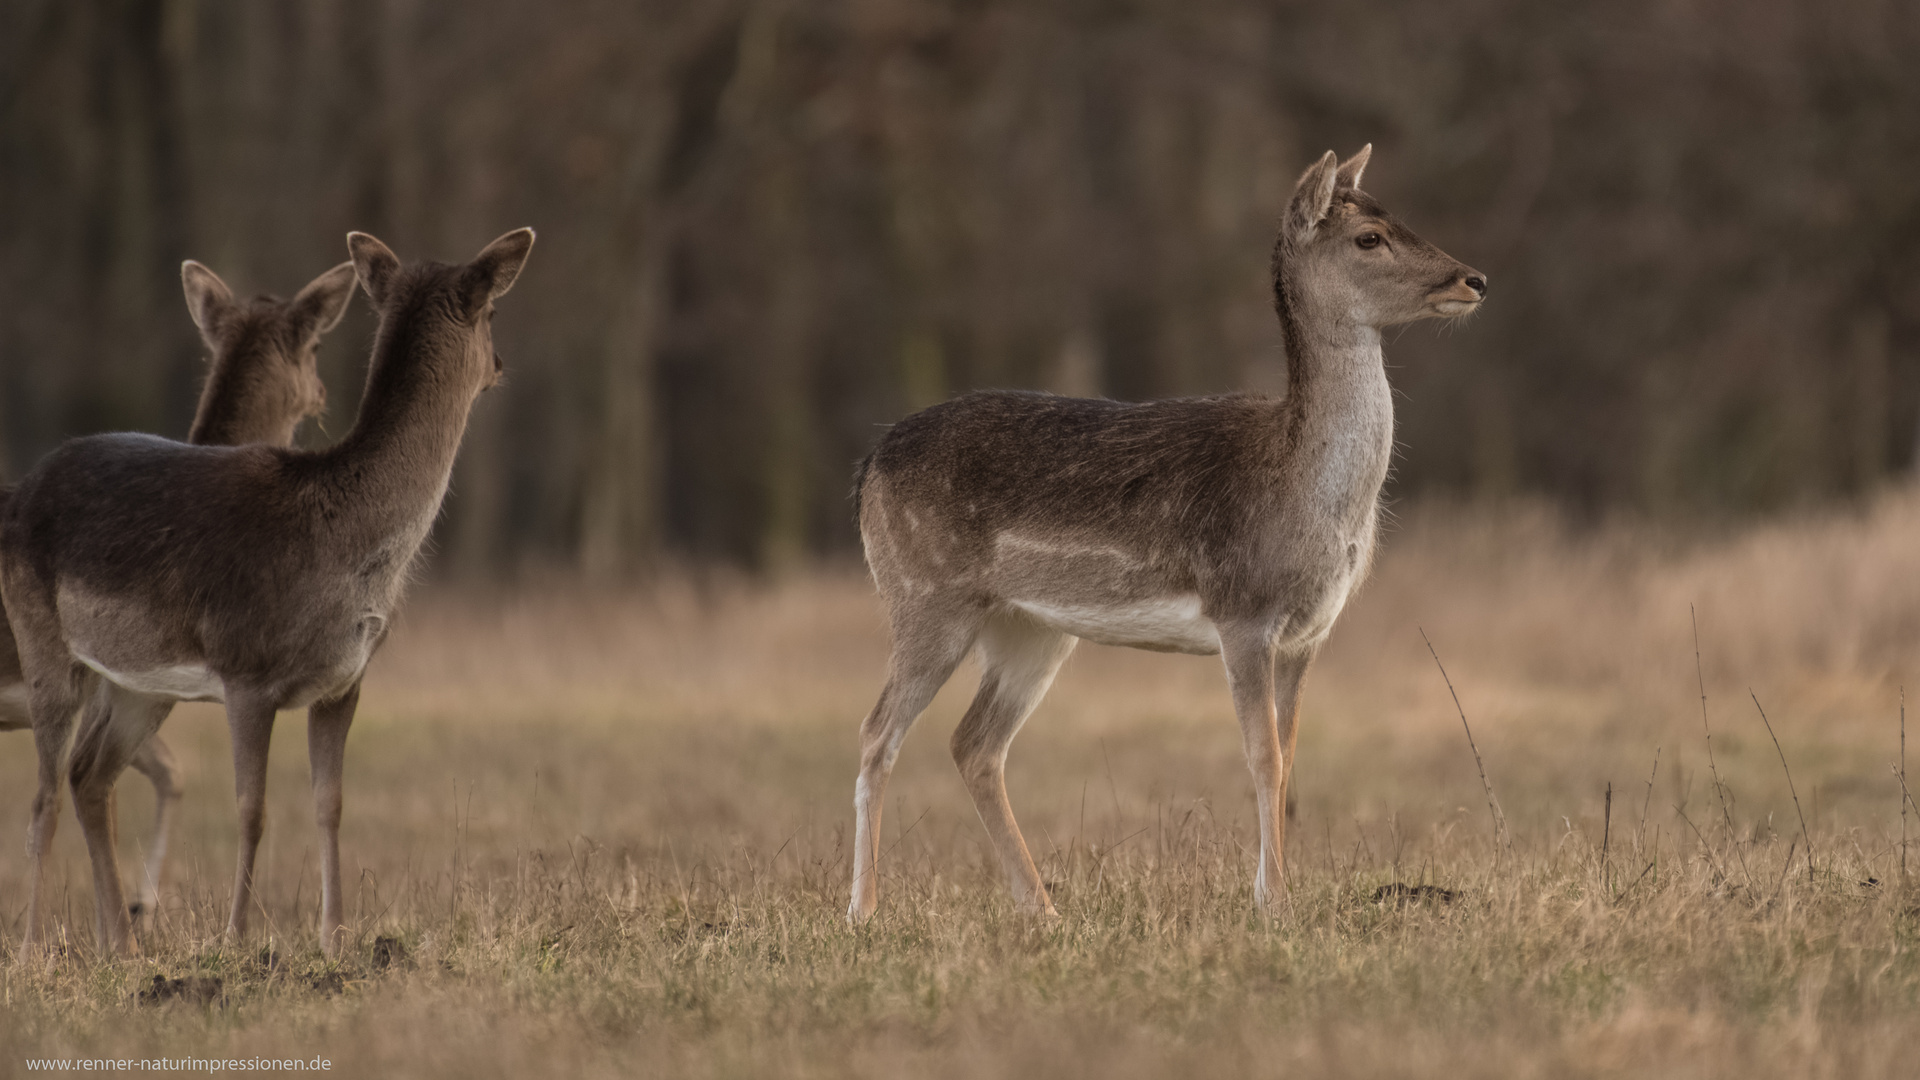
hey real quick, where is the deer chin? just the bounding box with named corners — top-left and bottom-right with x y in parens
top-left (1430, 297), bottom-right (1481, 317)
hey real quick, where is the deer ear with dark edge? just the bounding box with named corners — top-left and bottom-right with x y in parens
top-left (181, 261), bottom-right (234, 338)
top-left (347, 232), bottom-right (401, 308)
top-left (459, 228), bottom-right (536, 315)
top-left (1285, 151), bottom-right (1340, 242)
top-left (290, 262), bottom-right (357, 338)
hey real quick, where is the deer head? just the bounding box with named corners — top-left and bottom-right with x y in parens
top-left (1279, 145), bottom-right (1486, 328)
top-left (347, 228), bottom-right (534, 398)
top-left (181, 260), bottom-right (355, 443)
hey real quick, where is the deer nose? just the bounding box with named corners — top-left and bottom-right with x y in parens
top-left (1464, 274), bottom-right (1487, 296)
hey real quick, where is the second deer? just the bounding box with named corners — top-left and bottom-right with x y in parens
top-left (0, 258), bottom-right (352, 937)
top-left (846, 146), bottom-right (1485, 921)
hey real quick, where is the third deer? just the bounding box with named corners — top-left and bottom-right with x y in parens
top-left (845, 146), bottom-right (1485, 921)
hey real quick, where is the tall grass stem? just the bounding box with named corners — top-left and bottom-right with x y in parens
top-left (1750, 691), bottom-right (1813, 885)
top-left (1420, 628), bottom-right (1509, 856)
top-left (1693, 606), bottom-right (1752, 888)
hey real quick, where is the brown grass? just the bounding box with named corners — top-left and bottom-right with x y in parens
top-left (4, 495), bottom-right (1920, 1078)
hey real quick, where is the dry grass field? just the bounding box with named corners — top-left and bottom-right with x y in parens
top-left (4, 496), bottom-right (1920, 1078)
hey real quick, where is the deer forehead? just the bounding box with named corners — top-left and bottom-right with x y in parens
top-left (1328, 207), bottom-right (1401, 237)
top-left (1328, 200), bottom-right (1374, 223)
top-left (1326, 198), bottom-right (1419, 239)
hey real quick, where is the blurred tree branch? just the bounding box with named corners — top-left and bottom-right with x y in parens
top-left (3, 0), bottom-right (1917, 570)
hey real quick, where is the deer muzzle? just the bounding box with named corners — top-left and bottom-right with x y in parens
top-left (1429, 270), bottom-right (1486, 316)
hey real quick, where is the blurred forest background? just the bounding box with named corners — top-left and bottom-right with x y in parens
top-left (2, 0), bottom-right (1917, 574)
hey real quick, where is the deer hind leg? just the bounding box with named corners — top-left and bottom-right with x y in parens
top-left (125, 724), bottom-right (183, 926)
top-left (950, 609), bottom-right (1076, 916)
top-left (69, 681), bottom-right (172, 955)
top-left (849, 600), bottom-right (981, 924)
top-left (1221, 624), bottom-right (1312, 909)
top-left (20, 660), bottom-right (83, 956)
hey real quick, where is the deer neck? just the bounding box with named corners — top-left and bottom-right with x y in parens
top-left (188, 373), bottom-right (298, 448)
top-left (320, 328), bottom-right (476, 561)
top-left (1277, 277), bottom-right (1394, 522)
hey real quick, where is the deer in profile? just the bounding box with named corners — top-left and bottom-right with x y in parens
top-left (1, 228), bottom-right (533, 956)
top-left (846, 147), bottom-right (1485, 921)
top-left (0, 258), bottom-right (352, 935)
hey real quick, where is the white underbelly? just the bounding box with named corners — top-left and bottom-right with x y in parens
top-left (1010, 593), bottom-right (1220, 654)
top-left (78, 655), bottom-right (226, 703)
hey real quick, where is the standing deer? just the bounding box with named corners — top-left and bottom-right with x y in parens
top-left (846, 147), bottom-right (1485, 921)
top-left (0, 258), bottom-right (352, 935)
top-left (1, 229), bottom-right (532, 956)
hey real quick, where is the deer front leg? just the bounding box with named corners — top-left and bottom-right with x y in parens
top-left (1221, 625), bottom-right (1310, 909)
top-left (1269, 647), bottom-right (1312, 902)
top-left (308, 682), bottom-right (359, 957)
top-left (224, 690), bottom-right (278, 942)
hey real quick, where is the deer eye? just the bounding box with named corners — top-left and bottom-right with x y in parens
top-left (1356, 232), bottom-right (1383, 250)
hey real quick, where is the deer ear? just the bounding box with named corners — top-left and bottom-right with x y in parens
top-left (1286, 151), bottom-right (1340, 242)
top-left (181, 261), bottom-right (234, 337)
top-left (347, 232), bottom-right (401, 307)
top-left (1335, 144), bottom-right (1371, 191)
top-left (459, 228), bottom-right (535, 315)
top-left (290, 262), bottom-right (357, 338)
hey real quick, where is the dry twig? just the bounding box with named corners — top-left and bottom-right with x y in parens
top-left (1750, 690), bottom-right (1813, 885)
top-left (1421, 629), bottom-right (1509, 856)
top-left (1693, 607), bottom-right (1752, 888)
top-left (1638, 747), bottom-right (1660, 844)
top-left (1675, 804), bottom-right (1728, 883)
top-left (1602, 782), bottom-right (1613, 890)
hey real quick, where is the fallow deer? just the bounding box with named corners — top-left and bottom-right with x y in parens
top-left (0, 258), bottom-right (352, 937)
top-left (1, 229), bottom-right (533, 956)
top-left (845, 147), bottom-right (1485, 921)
